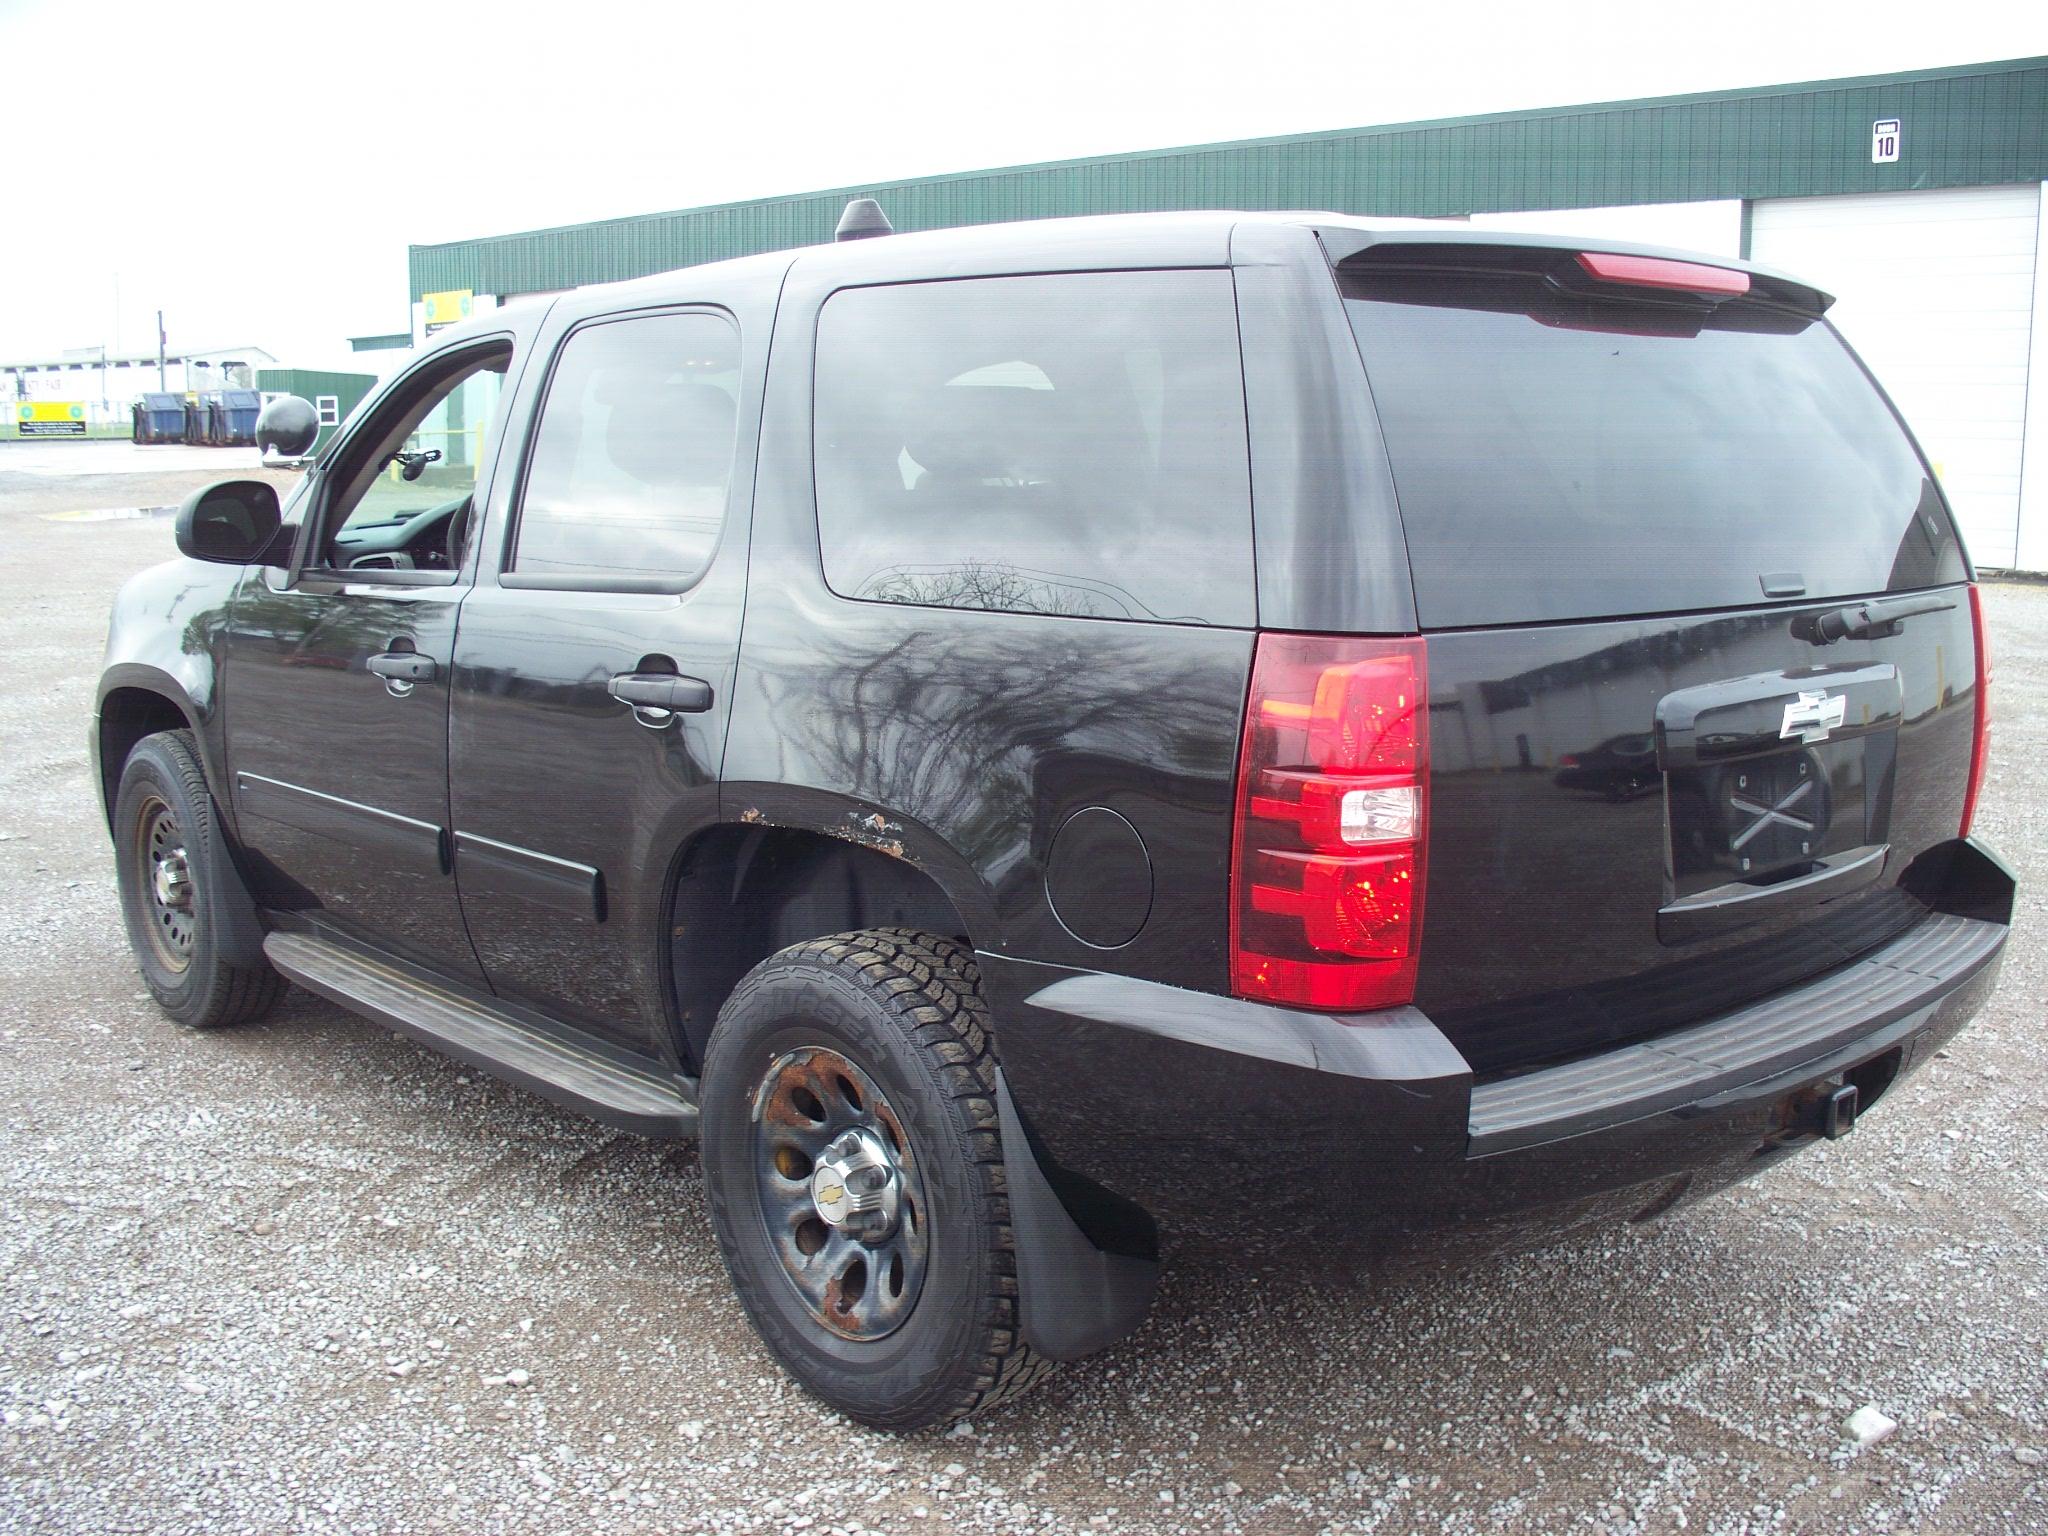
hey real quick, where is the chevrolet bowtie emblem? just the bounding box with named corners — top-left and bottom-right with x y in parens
top-left (1780, 689), bottom-right (1846, 745)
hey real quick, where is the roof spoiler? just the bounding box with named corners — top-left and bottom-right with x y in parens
top-left (1318, 227), bottom-right (1833, 317)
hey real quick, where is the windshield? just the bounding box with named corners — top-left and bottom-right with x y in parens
top-left (1340, 263), bottom-right (1967, 629)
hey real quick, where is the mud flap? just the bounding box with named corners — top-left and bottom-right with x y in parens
top-left (201, 798), bottom-right (270, 970)
top-left (994, 1068), bottom-right (1159, 1361)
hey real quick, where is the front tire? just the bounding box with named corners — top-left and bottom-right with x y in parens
top-left (112, 729), bottom-right (285, 1029)
top-left (699, 928), bottom-right (1051, 1430)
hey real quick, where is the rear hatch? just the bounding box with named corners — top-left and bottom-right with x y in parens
top-left (1337, 242), bottom-right (1980, 1076)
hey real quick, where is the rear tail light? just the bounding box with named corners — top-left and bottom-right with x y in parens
top-left (1961, 583), bottom-right (1993, 836)
top-left (1231, 634), bottom-right (1428, 1011)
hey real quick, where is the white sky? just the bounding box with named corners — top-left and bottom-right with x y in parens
top-left (1, 0), bottom-right (2040, 367)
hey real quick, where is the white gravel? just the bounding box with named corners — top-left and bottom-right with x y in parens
top-left (1843, 1407), bottom-right (1898, 1450)
top-left (2, 452), bottom-right (2044, 1533)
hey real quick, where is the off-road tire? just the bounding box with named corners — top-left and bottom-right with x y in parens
top-left (112, 729), bottom-right (286, 1029)
top-left (699, 927), bottom-right (1054, 1430)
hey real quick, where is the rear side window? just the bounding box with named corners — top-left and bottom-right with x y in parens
top-left (1341, 260), bottom-right (1966, 629)
top-left (813, 270), bottom-right (1253, 625)
top-left (511, 312), bottom-right (739, 586)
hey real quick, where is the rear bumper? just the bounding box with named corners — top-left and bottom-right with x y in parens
top-left (984, 839), bottom-right (2013, 1255)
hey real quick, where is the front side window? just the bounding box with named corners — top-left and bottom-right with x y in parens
top-left (510, 312), bottom-right (740, 586)
top-left (813, 271), bottom-right (1254, 626)
top-left (321, 349), bottom-right (508, 568)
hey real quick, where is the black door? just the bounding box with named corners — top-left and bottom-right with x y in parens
top-left (449, 306), bottom-right (753, 1054)
top-left (225, 339), bottom-right (517, 981)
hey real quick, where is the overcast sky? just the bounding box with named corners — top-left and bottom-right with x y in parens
top-left (1, 0), bottom-right (2039, 367)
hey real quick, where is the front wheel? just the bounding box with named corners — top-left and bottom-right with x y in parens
top-left (112, 729), bottom-right (285, 1029)
top-left (699, 928), bottom-right (1052, 1430)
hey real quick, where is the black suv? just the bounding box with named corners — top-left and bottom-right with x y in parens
top-left (94, 209), bottom-right (2012, 1430)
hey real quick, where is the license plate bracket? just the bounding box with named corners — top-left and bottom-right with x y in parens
top-left (1656, 663), bottom-right (1902, 899)
top-left (1667, 737), bottom-right (1878, 897)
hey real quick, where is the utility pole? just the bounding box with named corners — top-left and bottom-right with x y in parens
top-left (157, 311), bottom-right (166, 392)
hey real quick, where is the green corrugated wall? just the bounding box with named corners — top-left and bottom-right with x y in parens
top-left (411, 56), bottom-right (2048, 303)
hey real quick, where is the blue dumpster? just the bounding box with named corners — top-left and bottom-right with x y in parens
top-left (136, 393), bottom-right (185, 444)
top-left (182, 398), bottom-right (207, 444)
top-left (218, 389), bottom-right (261, 446)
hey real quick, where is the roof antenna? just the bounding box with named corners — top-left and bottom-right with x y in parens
top-left (835, 198), bottom-right (893, 242)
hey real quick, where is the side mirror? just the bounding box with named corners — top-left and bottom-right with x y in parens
top-left (256, 394), bottom-right (320, 461)
top-left (176, 480), bottom-right (283, 565)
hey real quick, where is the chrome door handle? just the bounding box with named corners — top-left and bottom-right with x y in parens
top-left (367, 651), bottom-right (438, 683)
top-left (607, 673), bottom-right (714, 713)
top-left (368, 649), bottom-right (437, 697)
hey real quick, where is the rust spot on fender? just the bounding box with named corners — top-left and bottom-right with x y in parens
top-left (841, 809), bottom-right (907, 859)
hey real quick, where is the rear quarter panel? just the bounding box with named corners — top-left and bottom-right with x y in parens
top-left (725, 246), bottom-right (1254, 989)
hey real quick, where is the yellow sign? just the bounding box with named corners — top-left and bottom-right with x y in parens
top-left (15, 401), bottom-right (87, 437)
top-left (422, 289), bottom-right (474, 334)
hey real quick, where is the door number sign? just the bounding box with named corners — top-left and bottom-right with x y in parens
top-left (1872, 119), bottom-right (1901, 164)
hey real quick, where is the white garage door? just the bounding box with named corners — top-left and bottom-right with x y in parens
top-left (1750, 184), bottom-right (2039, 570)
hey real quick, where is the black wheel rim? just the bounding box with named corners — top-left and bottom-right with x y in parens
top-left (133, 793), bottom-right (196, 974)
top-left (751, 1046), bottom-right (929, 1341)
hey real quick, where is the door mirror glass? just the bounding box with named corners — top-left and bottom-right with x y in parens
top-left (256, 395), bottom-right (320, 460)
top-left (176, 480), bottom-right (283, 565)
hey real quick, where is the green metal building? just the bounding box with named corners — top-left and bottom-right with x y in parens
top-left (404, 56), bottom-right (2048, 570)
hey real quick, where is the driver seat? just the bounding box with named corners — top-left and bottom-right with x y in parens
top-left (444, 497), bottom-right (474, 569)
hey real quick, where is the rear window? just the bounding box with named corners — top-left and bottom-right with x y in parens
top-left (814, 270), bottom-right (1254, 626)
top-left (1341, 259), bottom-right (1966, 629)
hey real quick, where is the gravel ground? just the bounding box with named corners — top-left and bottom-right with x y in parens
top-left (2, 445), bottom-right (2044, 1535)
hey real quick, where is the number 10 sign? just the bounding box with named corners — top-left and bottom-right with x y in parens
top-left (1872, 119), bottom-right (1901, 164)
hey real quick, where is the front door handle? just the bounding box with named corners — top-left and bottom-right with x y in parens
top-left (608, 672), bottom-right (714, 714)
top-left (368, 651), bottom-right (439, 684)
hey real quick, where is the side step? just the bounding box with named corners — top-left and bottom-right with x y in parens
top-left (264, 932), bottom-right (699, 1138)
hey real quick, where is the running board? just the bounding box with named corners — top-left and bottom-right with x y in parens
top-left (263, 932), bottom-right (699, 1138)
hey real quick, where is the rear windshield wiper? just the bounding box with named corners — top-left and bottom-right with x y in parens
top-left (1793, 594), bottom-right (1956, 645)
